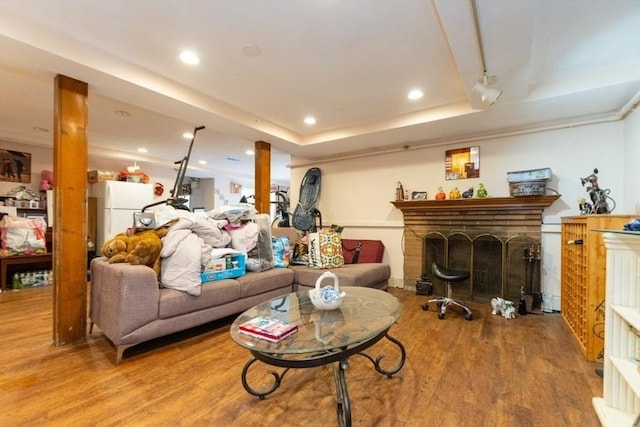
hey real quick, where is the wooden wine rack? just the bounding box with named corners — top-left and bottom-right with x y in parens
top-left (560, 215), bottom-right (635, 362)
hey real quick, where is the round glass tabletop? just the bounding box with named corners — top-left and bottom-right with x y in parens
top-left (230, 286), bottom-right (402, 356)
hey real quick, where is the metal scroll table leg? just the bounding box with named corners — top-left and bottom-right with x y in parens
top-left (241, 357), bottom-right (290, 400)
top-left (333, 359), bottom-right (351, 427)
top-left (358, 333), bottom-right (406, 378)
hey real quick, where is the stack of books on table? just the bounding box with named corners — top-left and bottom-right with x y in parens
top-left (238, 317), bottom-right (298, 342)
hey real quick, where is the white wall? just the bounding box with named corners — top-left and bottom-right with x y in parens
top-left (290, 119), bottom-right (639, 309)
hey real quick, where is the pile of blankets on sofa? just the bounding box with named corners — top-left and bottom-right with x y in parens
top-left (157, 205), bottom-right (275, 296)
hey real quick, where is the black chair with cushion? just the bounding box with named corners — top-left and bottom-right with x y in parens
top-left (422, 262), bottom-right (472, 320)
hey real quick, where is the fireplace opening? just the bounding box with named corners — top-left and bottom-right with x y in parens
top-left (423, 232), bottom-right (540, 304)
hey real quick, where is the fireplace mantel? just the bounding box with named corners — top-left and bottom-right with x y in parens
top-left (391, 195), bottom-right (560, 212)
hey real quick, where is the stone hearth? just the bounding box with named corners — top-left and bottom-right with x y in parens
top-left (392, 195), bottom-right (560, 303)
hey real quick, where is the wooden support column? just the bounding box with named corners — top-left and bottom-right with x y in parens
top-left (254, 141), bottom-right (271, 214)
top-left (52, 75), bottom-right (88, 345)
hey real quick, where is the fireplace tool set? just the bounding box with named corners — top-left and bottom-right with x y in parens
top-left (519, 243), bottom-right (542, 315)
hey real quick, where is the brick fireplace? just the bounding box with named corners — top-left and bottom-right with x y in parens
top-left (392, 195), bottom-right (560, 304)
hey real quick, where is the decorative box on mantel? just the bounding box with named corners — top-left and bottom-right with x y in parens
top-left (392, 195), bottom-right (561, 302)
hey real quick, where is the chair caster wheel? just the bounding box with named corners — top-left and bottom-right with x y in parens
top-left (465, 313), bottom-right (473, 321)
top-left (437, 312), bottom-right (445, 320)
top-left (422, 304), bottom-right (429, 311)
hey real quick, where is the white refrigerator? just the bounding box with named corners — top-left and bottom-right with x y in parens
top-left (91, 181), bottom-right (155, 255)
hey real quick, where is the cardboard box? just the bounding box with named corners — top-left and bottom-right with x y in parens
top-left (87, 170), bottom-right (116, 183)
top-left (208, 258), bottom-right (227, 271)
top-left (201, 254), bottom-right (246, 282)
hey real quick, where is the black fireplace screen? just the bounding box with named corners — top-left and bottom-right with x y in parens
top-left (423, 232), bottom-right (540, 304)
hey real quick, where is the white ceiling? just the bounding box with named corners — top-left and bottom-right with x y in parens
top-left (0, 0), bottom-right (639, 187)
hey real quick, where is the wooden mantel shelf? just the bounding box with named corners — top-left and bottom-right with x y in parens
top-left (391, 195), bottom-right (561, 212)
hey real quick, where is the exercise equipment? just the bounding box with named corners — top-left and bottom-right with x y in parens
top-left (142, 125), bottom-right (205, 213)
top-left (292, 167), bottom-right (321, 232)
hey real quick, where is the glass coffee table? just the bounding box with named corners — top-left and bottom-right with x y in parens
top-left (230, 286), bottom-right (406, 427)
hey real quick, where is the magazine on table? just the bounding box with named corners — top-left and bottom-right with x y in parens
top-left (238, 316), bottom-right (298, 342)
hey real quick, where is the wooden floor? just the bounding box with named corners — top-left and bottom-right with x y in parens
top-left (0, 285), bottom-right (603, 427)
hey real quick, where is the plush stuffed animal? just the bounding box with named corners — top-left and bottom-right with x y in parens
top-left (491, 297), bottom-right (517, 320)
top-left (100, 228), bottom-right (167, 276)
top-left (124, 228), bottom-right (167, 274)
top-left (40, 170), bottom-right (54, 191)
top-left (101, 233), bottom-right (129, 263)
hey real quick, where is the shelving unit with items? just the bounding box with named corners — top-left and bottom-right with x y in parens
top-left (592, 231), bottom-right (640, 426)
top-left (560, 215), bottom-right (635, 362)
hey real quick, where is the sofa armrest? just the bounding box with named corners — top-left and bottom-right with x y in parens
top-left (90, 258), bottom-right (160, 345)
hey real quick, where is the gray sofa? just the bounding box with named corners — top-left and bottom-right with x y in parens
top-left (289, 264), bottom-right (389, 291)
top-left (270, 227), bottom-right (390, 291)
top-left (90, 258), bottom-right (295, 363)
top-left (89, 232), bottom-right (390, 364)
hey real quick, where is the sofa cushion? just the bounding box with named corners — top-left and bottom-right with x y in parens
top-left (159, 278), bottom-right (241, 319)
top-left (290, 263), bottom-right (390, 289)
top-left (236, 268), bottom-right (294, 299)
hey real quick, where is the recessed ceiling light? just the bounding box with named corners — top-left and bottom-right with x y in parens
top-left (179, 50), bottom-right (200, 65)
top-left (246, 150), bottom-right (254, 155)
top-left (408, 90), bottom-right (423, 100)
top-left (198, 160), bottom-right (207, 165)
top-left (183, 132), bottom-right (194, 139)
top-left (137, 148), bottom-right (148, 153)
top-left (304, 116), bottom-right (316, 125)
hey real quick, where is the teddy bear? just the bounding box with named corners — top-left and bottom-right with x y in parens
top-left (101, 228), bottom-right (168, 275)
top-left (40, 170), bottom-right (54, 191)
top-left (101, 233), bottom-right (129, 263)
top-left (124, 228), bottom-right (167, 273)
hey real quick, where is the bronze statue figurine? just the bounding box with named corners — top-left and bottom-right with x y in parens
top-left (579, 168), bottom-right (614, 214)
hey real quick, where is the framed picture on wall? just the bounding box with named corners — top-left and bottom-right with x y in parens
top-left (0, 150), bottom-right (31, 183)
top-left (411, 191), bottom-right (428, 200)
top-left (445, 146), bottom-right (479, 180)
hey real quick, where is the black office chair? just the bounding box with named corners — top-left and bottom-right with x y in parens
top-left (422, 262), bottom-right (472, 320)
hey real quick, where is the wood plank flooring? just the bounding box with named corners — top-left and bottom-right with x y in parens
top-left (0, 286), bottom-right (603, 426)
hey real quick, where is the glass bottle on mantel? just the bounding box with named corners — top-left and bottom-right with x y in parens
top-left (396, 182), bottom-right (404, 201)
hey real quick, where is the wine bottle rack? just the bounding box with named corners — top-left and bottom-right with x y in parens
top-left (561, 215), bottom-right (635, 362)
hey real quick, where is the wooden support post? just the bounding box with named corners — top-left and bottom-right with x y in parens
top-left (254, 141), bottom-right (271, 215)
top-left (52, 75), bottom-right (88, 345)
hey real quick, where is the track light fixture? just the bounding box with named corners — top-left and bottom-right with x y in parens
top-left (472, 0), bottom-right (502, 106)
top-left (472, 73), bottom-right (503, 106)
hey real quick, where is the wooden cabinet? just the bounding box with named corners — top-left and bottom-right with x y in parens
top-left (0, 227), bottom-right (53, 290)
top-left (561, 215), bottom-right (635, 362)
top-left (592, 231), bottom-right (640, 426)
